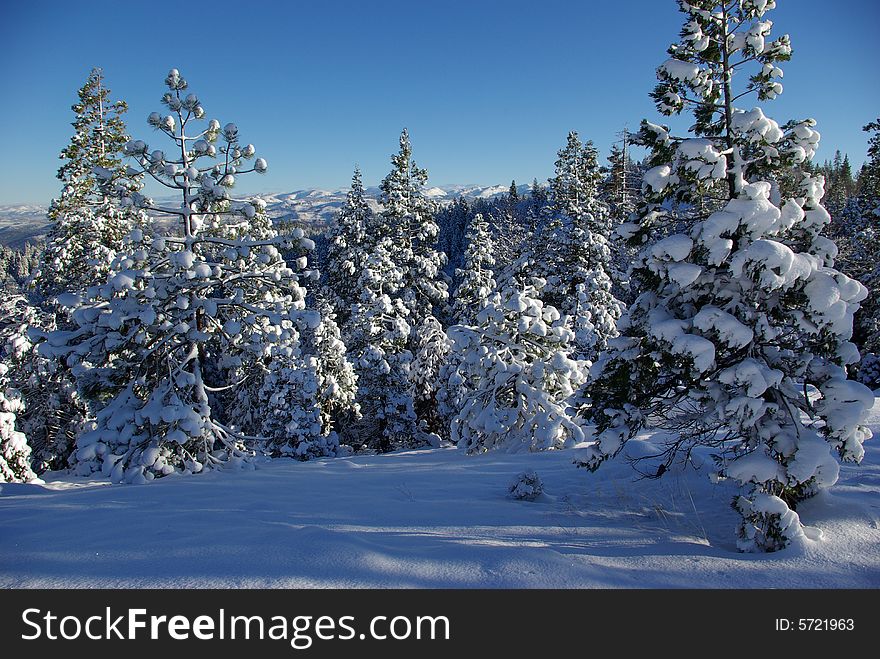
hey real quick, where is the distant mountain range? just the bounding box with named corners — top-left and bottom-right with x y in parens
top-left (0, 184), bottom-right (524, 248)
top-left (0, 204), bottom-right (51, 249)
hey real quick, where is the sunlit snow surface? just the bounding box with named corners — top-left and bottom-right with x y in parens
top-left (2, 399), bottom-right (878, 588)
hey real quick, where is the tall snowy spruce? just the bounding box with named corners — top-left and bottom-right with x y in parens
top-left (48, 68), bottom-right (134, 221)
top-left (6, 70), bottom-right (134, 475)
top-left (39, 69), bottom-right (315, 483)
top-left (602, 138), bottom-right (643, 305)
top-left (575, 1), bottom-right (873, 551)
top-left (452, 213), bottom-right (496, 325)
top-left (602, 139), bottom-right (642, 225)
top-left (369, 129), bottom-right (449, 441)
top-left (32, 68), bottom-right (141, 301)
top-left (322, 168), bottom-right (375, 329)
top-left (854, 119), bottom-right (880, 355)
top-left (378, 129), bottom-right (449, 329)
top-left (343, 236), bottom-right (417, 452)
top-left (531, 131), bottom-right (622, 360)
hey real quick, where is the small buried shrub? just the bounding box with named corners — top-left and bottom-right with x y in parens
top-left (507, 469), bottom-right (544, 501)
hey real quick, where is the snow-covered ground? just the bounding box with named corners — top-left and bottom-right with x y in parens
top-left (2, 400), bottom-right (878, 588)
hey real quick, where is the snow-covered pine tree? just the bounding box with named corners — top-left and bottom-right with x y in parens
top-left (856, 120), bottom-right (880, 355)
top-left (835, 118), bottom-right (880, 357)
top-left (822, 151), bottom-right (855, 220)
top-left (602, 140), bottom-right (642, 225)
top-left (304, 301), bottom-right (360, 439)
top-left (522, 178), bottom-right (551, 241)
top-left (0, 294), bottom-right (40, 483)
top-left (449, 280), bottom-right (587, 453)
top-left (379, 128), bottom-right (448, 326)
top-left (452, 213), bottom-right (496, 325)
top-left (20, 70), bottom-right (139, 474)
top-left (33, 207), bottom-right (142, 303)
top-left (32, 68), bottom-right (141, 301)
top-left (858, 119), bottom-right (880, 205)
top-left (410, 315), bottom-right (450, 440)
top-left (343, 237), bottom-right (417, 452)
top-left (529, 178), bottom-right (549, 217)
top-left (322, 168), bottom-right (374, 328)
top-left (0, 294), bottom-right (86, 473)
top-left (575, 0), bottom-right (873, 552)
top-left (508, 180), bottom-right (519, 202)
top-left (49, 68), bottom-right (134, 221)
top-left (528, 131), bottom-right (622, 360)
top-left (601, 142), bottom-right (642, 305)
top-left (436, 214), bottom-right (498, 436)
top-left (0, 244), bottom-right (41, 294)
top-left (550, 131), bottom-right (603, 222)
top-left (252, 302), bottom-right (359, 460)
top-left (39, 69), bottom-right (313, 483)
top-left (491, 198), bottom-right (531, 279)
top-left (378, 129), bottom-right (449, 434)
top-left (0, 363), bottom-right (38, 483)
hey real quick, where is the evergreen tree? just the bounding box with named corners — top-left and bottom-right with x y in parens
top-left (437, 214), bottom-right (498, 437)
top-left (604, 144), bottom-right (632, 218)
top-left (576, 1), bottom-right (873, 552)
top-left (549, 131), bottom-right (603, 221)
top-left (343, 237), bottom-right (417, 452)
top-left (49, 68), bottom-right (134, 221)
top-left (33, 68), bottom-right (141, 302)
top-left (823, 150), bottom-right (851, 219)
top-left (527, 131), bottom-right (623, 360)
top-left (602, 137), bottom-right (643, 225)
top-left (378, 129), bottom-right (449, 436)
top-left (0, 294), bottom-right (40, 483)
top-left (322, 168), bottom-right (374, 328)
top-left (601, 142), bottom-right (643, 305)
top-left (0, 244), bottom-right (42, 294)
top-left (491, 199), bottom-right (531, 279)
top-left (857, 118), bottom-right (880, 203)
top-left (0, 364), bottom-right (38, 483)
top-left (0, 294), bottom-right (86, 473)
top-left (528, 178), bottom-right (549, 231)
top-left (306, 303), bottom-right (360, 439)
top-left (39, 69), bottom-right (315, 483)
top-left (410, 315), bottom-right (450, 440)
top-left (841, 155), bottom-right (855, 198)
top-left (252, 304), bottom-right (359, 460)
top-left (32, 207), bottom-right (140, 301)
top-left (839, 119), bottom-right (880, 355)
top-left (379, 128), bottom-right (449, 327)
top-left (452, 213), bottom-right (496, 325)
top-left (449, 280), bottom-right (587, 453)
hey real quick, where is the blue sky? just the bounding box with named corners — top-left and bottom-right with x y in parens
top-left (0, 0), bottom-right (877, 204)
